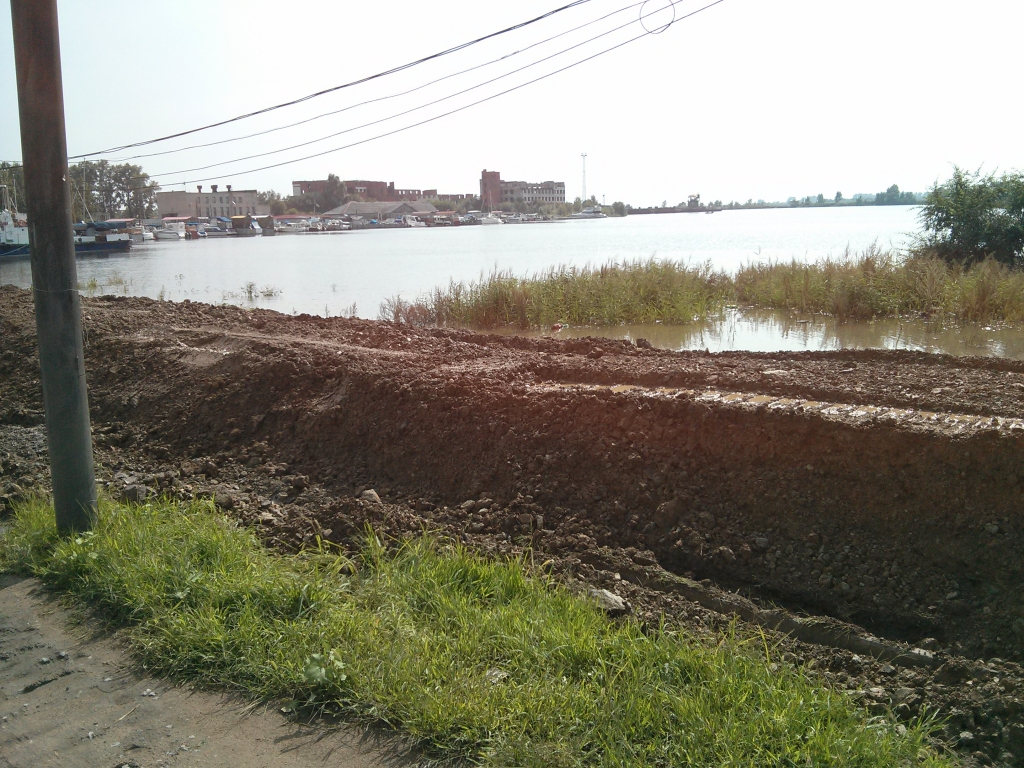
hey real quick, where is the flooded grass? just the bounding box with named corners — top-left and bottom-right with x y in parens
top-left (381, 259), bottom-right (733, 329)
top-left (0, 497), bottom-right (951, 768)
top-left (385, 249), bottom-right (1024, 330)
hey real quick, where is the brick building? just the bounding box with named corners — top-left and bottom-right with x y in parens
top-left (479, 170), bottom-right (564, 209)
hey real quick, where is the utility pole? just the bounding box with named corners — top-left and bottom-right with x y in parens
top-left (580, 153), bottom-right (587, 205)
top-left (11, 0), bottom-right (97, 532)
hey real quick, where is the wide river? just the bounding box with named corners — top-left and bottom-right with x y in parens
top-left (5, 204), bottom-right (1018, 358)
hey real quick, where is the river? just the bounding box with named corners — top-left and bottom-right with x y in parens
top-left (5, 204), bottom-right (1016, 359)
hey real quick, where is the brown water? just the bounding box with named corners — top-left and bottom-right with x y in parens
top-left (505, 308), bottom-right (1024, 360)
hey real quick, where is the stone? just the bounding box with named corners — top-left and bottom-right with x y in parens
top-left (754, 537), bottom-right (769, 550)
top-left (985, 523), bottom-right (1000, 534)
top-left (120, 485), bottom-right (151, 504)
top-left (1012, 618), bottom-right (1024, 636)
top-left (589, 588), bottom-right (630, 617)
top-left (360, 489), bottom-right (381, 504)
top-left (867, 686), bottom-right (887, 701)
top-left (214, 492), bottom-right (235, 510)
top-left (635, 337), bottom-right (653, 350)
top-left (958, 731), bottom-right (975, 747)
top-left (653, 497), bottom-right (684, 529)
top-left (517, 513), bottom-right (534, 527)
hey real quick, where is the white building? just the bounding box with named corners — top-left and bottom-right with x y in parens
top-left (155, 184), bottom-right (267, 219)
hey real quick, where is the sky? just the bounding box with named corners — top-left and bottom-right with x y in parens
top-left (1, 0), bottom-right (1022, 208)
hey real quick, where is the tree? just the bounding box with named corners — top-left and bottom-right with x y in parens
top-left (918, 167), bottom-right (1024, 267)
top-left (875, 184), bottom-right (917, 206)
top-left (611, 201), bottom-right (627, 217)
top-left (269, 199), bottom-right (287, 216)
top-left (835, 191), bottom-right (843, 203)
top-left (0, 162), bottom-right (26, 212)
top-left (816, 193), bottom-right (825, 204)
top-left (68, 160), bottom-right (158, 221)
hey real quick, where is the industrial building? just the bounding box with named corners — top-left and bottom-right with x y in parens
top-left (155, 185), bottom-right (267, 219)
top-left (479, 170), bottom-right (565, 209)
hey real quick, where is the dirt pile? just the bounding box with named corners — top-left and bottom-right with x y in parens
top-left (2, 285), bottom-right (1024, 765)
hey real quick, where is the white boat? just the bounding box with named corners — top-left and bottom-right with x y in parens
top-left (479, 212), bottom-right (503, 225)
top-left (155, 221), bottom-right (186, 240)
top-left (0, 186), bottom-right (30, 256)
top-left (404, 216), bottom-right (427, 228)
top-left (571, 206), bottom-right (607, 219)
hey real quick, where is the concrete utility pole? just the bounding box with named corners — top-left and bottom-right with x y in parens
top-left (11, 0), bottom-right (97, 532)
top-left (580, 153), bottom-right (587, 205)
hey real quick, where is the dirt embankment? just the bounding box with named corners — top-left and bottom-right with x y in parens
top-left (3, 285), bottom-right (1024, 766)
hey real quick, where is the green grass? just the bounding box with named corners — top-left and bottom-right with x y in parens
top-left (380, 259), bottom-right (733, 329)
top-left (382, 249), bottom-right (1024, 330)
top-left (0, 497), bottom-right (952, 767)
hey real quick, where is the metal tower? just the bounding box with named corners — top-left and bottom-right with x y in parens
top-left (581, 153), bottom-right (587, 204)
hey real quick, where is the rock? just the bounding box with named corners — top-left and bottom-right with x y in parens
top-left (738, 543), bottom-right (752, 561)
top-left (818, 574), bottom-right (833, 587)
top-left (360, 489), bottom-right (381, 504)
top-left (288, 475), bottom-right (308, 490)
top-left (958, 731), bottom-right (976, 747)
top-left (714, 546), bottom-right (735, 563)
top-left (257, 511), bottom-right (279, 525)
top-left (653, 498), bottom-right (684, 529)
top-left (806, 532), bottom-right (820, 545)
top-left (985, 523), bottom-right (1000, 534)
top-left (754, 537), bottom-right (769, 550)
top-left (587, 347), bottom-right (604, 359)
top-left (867, 686), bottom-right (887, 701)
top-left (214, 492), bottom-right (235, 510)
top-left (635, 338), bottom-right (653, 350)
top-left (1012, 618), bottom-right (1024, 636)
top-left (589, 588), bottom-right (630, 617)
top-left (917, 637), bottom-right (940, 651)
top-left (517, 513), bottom-right (534, 527)
top-left (120, 485), bottom-right (151, 504)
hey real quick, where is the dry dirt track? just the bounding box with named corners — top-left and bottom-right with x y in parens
top-left (2, 285), bottom-right (1024, 766)
top-left (0, 575), bottom-right (410, 768)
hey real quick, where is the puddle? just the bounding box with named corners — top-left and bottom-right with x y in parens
top-left (503, 308), bottom-right (1024, 359)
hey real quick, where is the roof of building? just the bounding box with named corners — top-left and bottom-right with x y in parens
top-left (323, 201), bottom-right (437, 216)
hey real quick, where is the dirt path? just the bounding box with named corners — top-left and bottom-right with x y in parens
top-left (0, 574), bottom-right (409, 768)
top-left (3, 286), bottom-right (1024, 765)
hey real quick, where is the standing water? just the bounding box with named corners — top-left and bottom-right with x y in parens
top-left (5, 205), bottom-right (1010, 358)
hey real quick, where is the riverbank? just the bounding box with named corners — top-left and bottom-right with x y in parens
top-left (3, 285), bottom-right (1024, 764)
top-left (385, 250), bottom-right (1024, 330)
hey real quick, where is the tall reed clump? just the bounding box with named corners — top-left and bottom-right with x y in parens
top-left (734, 246), bottom-right (1024, 325)
top-left (0, 497), bottom-right (951, 768)
top-left (380, 259), bottom-right (733, 329)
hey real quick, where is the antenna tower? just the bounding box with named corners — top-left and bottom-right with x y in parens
top-left (580, 152), bottom-right (587, 204)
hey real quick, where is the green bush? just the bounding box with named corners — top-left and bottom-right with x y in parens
top-left (918, 167), bottom-right (1024, 267)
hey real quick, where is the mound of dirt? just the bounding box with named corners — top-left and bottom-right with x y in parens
top-left (3, 285), bottom-right (1024, 766)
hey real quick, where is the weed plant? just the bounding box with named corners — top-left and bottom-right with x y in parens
top-left (382, 249), bottom-right (1024, 330)
top-left (0, 498), bottom-right (951, 767)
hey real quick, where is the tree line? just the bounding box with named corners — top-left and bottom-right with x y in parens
top-left (1, 160), bottom-right (159, 220)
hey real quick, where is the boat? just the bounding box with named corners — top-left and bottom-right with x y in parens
top-left (0, 186), bottom-right (30, 257)
top-left (230, 214), bottom-right (262, 237)
top-left (479, 212), bottom-right (503, 225)
top-left (3, 188), bottom-right (132, 256)
top-left (404, 215), bottom-right (427, 228)
top-left (155, 219), bottom-right (187, 240)
top-left (570, 206), bottom-right (607, 219)
top-left (204, 226), bottom-right (231, 238)
top-left (256, 215), bottom-right (276, 236)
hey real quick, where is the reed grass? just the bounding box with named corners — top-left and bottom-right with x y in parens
top-left (380, 259), bottom-right (733, 329)
top-left (382, 248), bottom-right (1024, 330)
top-left (0, 497), bottom-right (950, 767)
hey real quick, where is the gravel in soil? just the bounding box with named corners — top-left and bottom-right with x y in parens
top-left (3, 285), bottom-right (1024, 766)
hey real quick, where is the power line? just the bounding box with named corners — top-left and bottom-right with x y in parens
top-left (146, 1), bottom-right (670, 180)
top-left (69, 0), bottom-right (595, 159)
top-left (108, 1), bottom-right (646, 164)
top-left (161, 0), bottom-right (727, 187)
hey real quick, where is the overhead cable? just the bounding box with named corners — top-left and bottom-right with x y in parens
top-left (162, 0), bottom-right (726, 187)
top-left (146, 0), bottom-right (677, 179)
top-left (109, 1), bottom-right (646, 163)
top-left (68, 0), bottom-right (595, 159)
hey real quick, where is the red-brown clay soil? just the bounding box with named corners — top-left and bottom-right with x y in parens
top-left (2, 285), bottom-right (1024, 766)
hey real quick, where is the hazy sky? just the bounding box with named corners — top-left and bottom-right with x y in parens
top-left (1, 0), bottom-right (1021, 207)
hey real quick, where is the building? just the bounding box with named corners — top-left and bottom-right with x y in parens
top-left (479, 170), bottom-right (565, 209)
top-left (155, 184), bottom-right (267, 219)
top-left (323, 200), bottom-right (437, 218)
top-left (293, 179), bottom-right (474, 203)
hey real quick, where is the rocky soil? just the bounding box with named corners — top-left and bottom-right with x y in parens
top-left (2, 285), bottom-right (1024, 766)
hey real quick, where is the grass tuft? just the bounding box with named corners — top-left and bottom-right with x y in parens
top-left (0, 497), bottom-right (952, 766)
top-left (382, 248), bottom-right (1024, 330)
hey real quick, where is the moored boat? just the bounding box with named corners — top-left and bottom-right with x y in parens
top-left (570, 206), bottom-right (608, 219)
